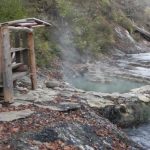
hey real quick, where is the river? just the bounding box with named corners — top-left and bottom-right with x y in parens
top-left (126, 123), bottom-right (150, 149)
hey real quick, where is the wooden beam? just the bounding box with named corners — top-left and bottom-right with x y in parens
top-left (1, 18), bottom-right (52, 27)
top-left (8, 26), bottom-right (33, 32)
top-left (133, 25), bottom-right (150, 41)
top-left (1, 26), bottom-right (13, 103)
top-left (11, 47), bottom-right (28, 53)
top-left (0, 27), bottom-right (3, 84)
top-left (28, 32), bottom-right (37, 90)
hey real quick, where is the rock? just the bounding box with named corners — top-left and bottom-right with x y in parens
top-left (11, 100), bottom-right (33, 107)
top-left (0, 109), bottom-right (34, 122)
top-left (59, 102), bottom-right (81, 111)
top-left (35, 102), bottom-right (81, 112)
top-left (46, 80), bottom-right (61, 89)
top-left (87, 98), bottom-right (114, 109)
top-left (138, 94), bottom-right (150, 103)
top-left (131, 85), bottom-right (150, 94)
top-left (14, 122), bottom-right (140, 150)
top-left (35, 104), bottom-right (63, 111)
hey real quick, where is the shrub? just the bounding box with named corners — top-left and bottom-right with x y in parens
top-left (0, 0), bottom-right (26, 22)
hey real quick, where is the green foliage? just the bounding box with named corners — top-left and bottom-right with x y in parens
top-left (0, 0), bottom-right (26, 22)
top-left (56, 0), bottom-right (115, 54)
top-left (56, 0), bottom-right (73, 18)
top-left (74, 16), bottom-right (115, 54)
top-left (112, 10), bottom-right (133, 33)
top-left (34, 28), bottom-right (60, 68)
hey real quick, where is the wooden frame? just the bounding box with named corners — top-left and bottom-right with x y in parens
top-left (0, 18), bottom-right (51, 103)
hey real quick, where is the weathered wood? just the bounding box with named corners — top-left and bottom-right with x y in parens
top-left (8, 26), bottom-right (33, 32)
top-left (28, 32), bottom-right (37, 90)
top-left (0, 27), bottom-right (3, 84)
top-left (1, 18), bottom-right (51, 27)
top-left (11, 47), bottom-right (27, 53)
top-left (1, 26), bottom-right (13, 103)
top-left (12, 63), bottom-right (23, 70)
top-left (134, 25), bottom-right (150, 41)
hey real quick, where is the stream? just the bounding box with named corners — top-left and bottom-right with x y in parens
top-left (126, 123), bottom-right (150, 149)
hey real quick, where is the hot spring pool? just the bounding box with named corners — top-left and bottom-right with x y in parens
top-left (66, 77), bottom-right (145, 93)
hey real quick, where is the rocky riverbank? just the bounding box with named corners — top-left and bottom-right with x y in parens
top-left (0, 75), bottom-right (149, 149)
top-left (0, 75), bottom-right (150, 150)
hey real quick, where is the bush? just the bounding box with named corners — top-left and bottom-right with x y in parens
top-left (112, 10), bottom-right (133, 33)
top-left (0, 0), bottom-right (26, 22)
top-left (34, 28), bottom-right (61, 68)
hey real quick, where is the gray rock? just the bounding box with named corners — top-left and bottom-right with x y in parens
top-left (87, 98), bottom-right (114, 108)
top-left (45, 80), bottom-right (61, 89)
top-left (35, 102), bottom-right (81, 112)
top-left (0, 109), bottom-right (34, 122)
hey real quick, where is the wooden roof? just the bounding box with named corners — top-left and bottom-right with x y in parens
top-left (0, 18), bottom-right (51, 28)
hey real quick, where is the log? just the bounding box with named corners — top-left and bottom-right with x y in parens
top-left (134, 25), bottom-right (150, 41)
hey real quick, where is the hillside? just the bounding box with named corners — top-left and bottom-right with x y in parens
top-left (0, 1), bottom-right (150, 150)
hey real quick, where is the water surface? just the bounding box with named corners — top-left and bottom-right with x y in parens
top-left (126, 123), bottom-right (150, 149)
top-left (67, 77), bottom-right (145, 93)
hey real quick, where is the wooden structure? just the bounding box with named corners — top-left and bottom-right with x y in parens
top-left (0, 18), bottom-right (51, 103)
top-left (133, 25), bottom-right (150, 41)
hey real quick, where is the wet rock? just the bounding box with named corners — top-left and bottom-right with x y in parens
top-left (0, 109), bottom-right (34, 122)
top-left (95, 98), bottom-right (150, 127)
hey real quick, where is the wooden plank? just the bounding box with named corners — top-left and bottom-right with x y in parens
top-left (134, 25), bottom-right (150, 40)
top-left (12, 63), bottom-right (23, 70)
top-left (8, 26), bottom-right (33, 32)
top-left (28, 32), bottom-right (37, 90)
top-left (13, 71), bottom-right (28, 81)
top-left (11, 47), bottom-right (27, 53)
top-left (1, 26), bottom-right (14, 103)
top-left (1, 18), bottom-right (52, 27)
top-left (0, 27), bottom-right (3, 84)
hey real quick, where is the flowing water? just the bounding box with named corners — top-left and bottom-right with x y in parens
top-left (126, 123), bottom-right (150, 150)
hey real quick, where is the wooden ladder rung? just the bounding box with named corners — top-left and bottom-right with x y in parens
top-left (12, 63), bottom-right (23, 70)
top-left (11, 47), bottom-right (28, 53)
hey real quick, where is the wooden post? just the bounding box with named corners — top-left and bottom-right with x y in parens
top-left (28, 31), bottom-right (37, 90)
top-left (1, 26), bottom-right (13, 103)
top-left (0, 27), bottom-right (3, 85)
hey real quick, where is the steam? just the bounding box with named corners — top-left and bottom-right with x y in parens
top-left (54, 22), bottom-right (90, 80)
